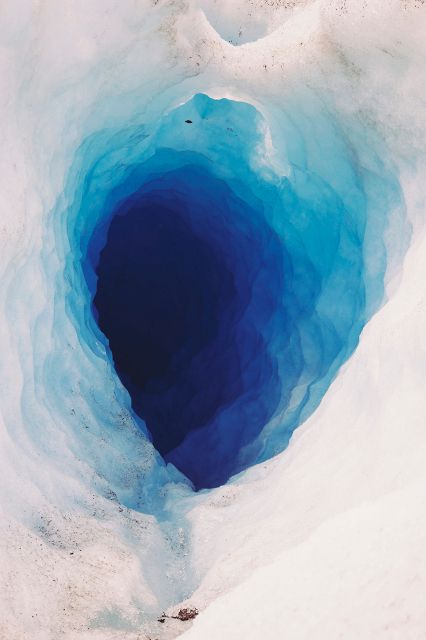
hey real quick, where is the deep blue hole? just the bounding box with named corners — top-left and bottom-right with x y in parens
top-left (92, 167), bottom-right (284, 488)
top-left (69, 94), bottom-right (393, 494)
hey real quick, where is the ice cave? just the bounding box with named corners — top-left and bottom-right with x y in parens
top-left (0, 1), bottom-right (425, 639)
top-left (75, 92), bottom-right (393, 490)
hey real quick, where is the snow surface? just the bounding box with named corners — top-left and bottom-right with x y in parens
top-left (0, 0), bottom-right (425, 639)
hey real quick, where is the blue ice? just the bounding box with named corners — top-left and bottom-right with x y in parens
top-left (57, 93), bottom-right (405, 490)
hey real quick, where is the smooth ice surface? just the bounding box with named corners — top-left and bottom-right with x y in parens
top-left (0, 1), bottom-right (424, 639)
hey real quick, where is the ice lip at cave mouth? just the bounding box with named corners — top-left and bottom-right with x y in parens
top-left (70, 92), bottom-right (398, 490)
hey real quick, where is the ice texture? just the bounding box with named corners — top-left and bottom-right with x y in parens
top-left (76, 91), bottom-right (401, 489)
top-left (0, 0), bottom-right (424, 639)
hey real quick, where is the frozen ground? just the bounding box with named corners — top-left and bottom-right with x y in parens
top-left (0, 1), bottom-right (425, 639)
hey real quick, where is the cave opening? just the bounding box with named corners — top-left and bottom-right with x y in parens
top-left (68, 94), bottom-right (389, 496)
top-left (91, 166), bottom-right (284, 489)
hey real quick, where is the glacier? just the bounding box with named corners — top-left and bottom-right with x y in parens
top-left (0, 1), bottom-right (425, 639)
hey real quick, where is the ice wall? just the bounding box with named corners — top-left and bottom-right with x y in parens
top-left (0, 0), bottom-right (424, 639)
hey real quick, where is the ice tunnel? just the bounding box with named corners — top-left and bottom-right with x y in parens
top-left (64, 93), bottom-right (401, 490)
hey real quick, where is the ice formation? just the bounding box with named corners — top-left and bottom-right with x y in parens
top-left (0, 1), bottom-right (425, 639)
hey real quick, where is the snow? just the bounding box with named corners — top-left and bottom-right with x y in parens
top-left (183, 482), bottom-right (426, 640)
top-left (0, 0), bottom-right (424, 638)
